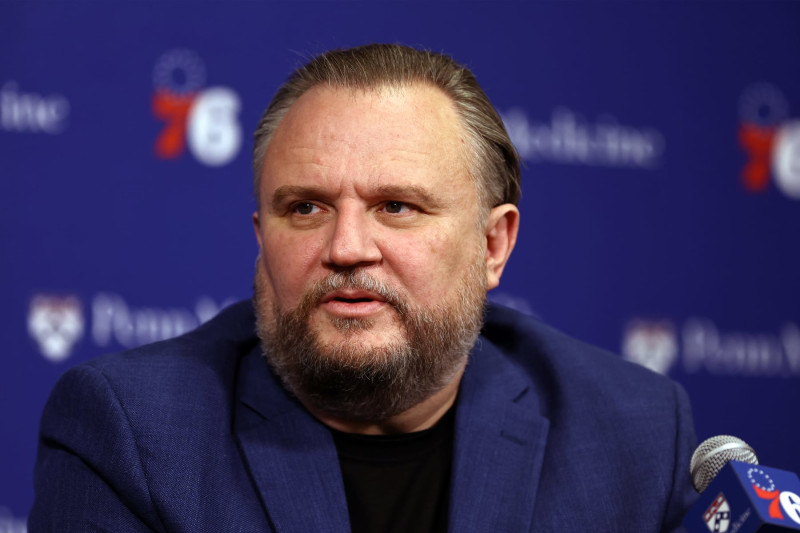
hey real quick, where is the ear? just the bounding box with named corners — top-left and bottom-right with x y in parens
top-left (253, 211), bottom-right (264, 250)
top-left (484, 204), bottom-right (519, 290)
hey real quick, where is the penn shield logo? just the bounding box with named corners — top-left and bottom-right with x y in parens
top-left (702, 493), bottom-right (731, 532)
top-left (28, 295), bottom-right (84, 362)
top-left (152, 49), bottom-right (242, 167)
top-left (738, 82), bottom-right (800, 200)
top-left (621, 320), bottom-right (678, 375)
top-left (748, 467), bottom-right (800, 525)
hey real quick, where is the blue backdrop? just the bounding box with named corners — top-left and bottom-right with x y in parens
top-left (2, 1), bottom-right (799, 526)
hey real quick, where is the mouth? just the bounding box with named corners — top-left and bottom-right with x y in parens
top-left (321, 289), bottom-right (386, 305)
top-left (319, 289), bottom-right (388, 317)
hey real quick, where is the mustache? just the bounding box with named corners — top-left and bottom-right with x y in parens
top-left (299, 271), bottom-right (408, 315)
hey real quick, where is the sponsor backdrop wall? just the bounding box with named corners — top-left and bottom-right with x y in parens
top-left (2, 1), bottom-right (799, 526)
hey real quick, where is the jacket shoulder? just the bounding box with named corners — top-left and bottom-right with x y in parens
top-left (82, 299), bottom-right (258, 392)
top-left (482, 303), bottom-right (681, 414)
top-left (32, 300), bottom-right (268, 531)
top-left (481, 304), bottom-right (697, 531)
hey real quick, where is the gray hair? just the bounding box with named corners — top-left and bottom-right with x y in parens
top-left (252, 44), bottom-right (521, 211)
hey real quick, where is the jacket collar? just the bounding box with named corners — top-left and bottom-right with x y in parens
top-left (235, 331), bottom-right (549, 533)
top-left (235, 346), bottom-right (351, 533)
top-left (448, 335), bottom-right (550, 532)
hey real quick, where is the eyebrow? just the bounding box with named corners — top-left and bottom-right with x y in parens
top-left (271, 185), bottom-right (323, 211)
top-left (270, 184), bottom-right (445, 211)
top-left (372, 184), bottom-right (443, 209)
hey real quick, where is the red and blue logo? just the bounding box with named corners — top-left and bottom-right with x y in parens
top-left (738, 82), bottom-right (800, 200)
top-left (152, 49), bottom-right (242, 167)
top-left (746, 466), bottom-right (800, 526)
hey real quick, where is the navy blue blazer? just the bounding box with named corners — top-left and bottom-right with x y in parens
top-left (30, 301), bottom-right (697, 532)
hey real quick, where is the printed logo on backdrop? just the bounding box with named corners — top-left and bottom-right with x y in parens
top-left (702, 493), bottom-right (731, 532)
top-left (0, 81), bottom-right (69, 134)
top-left (622, 318), bottom-right (800, 377)
top-left (28, 295), bottom-right (84, 362)
top-left (152, 49), bottom-right (242, 166)
top-left (0, 507), bottom-right (26, 533)
top-left (28, 292), bottom-right (236, 362)
top-left (621, 320), bottom-right (678, 375)
top-left (501, 107), bottom-right (665, 169)
top-left (739, 82), bottom-right (800, 200)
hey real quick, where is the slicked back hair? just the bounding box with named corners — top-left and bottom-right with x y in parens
top-left (252, 44), bottom-right (521, 213)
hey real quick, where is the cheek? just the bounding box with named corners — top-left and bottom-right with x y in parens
top-left (261, 230), bottom-right (326, 305)
top-left (384, 230), bottom-right (479, 302)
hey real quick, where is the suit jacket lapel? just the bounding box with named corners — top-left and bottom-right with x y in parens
top-left (448, 336), bottom-right (550, 533)
top-left (234, 347), bottom-right (351, 533)
top-left (232, 333), bottom-right (549, 533)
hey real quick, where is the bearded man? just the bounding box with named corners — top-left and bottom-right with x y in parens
top-left (31, 44), bottom-right (697, 532)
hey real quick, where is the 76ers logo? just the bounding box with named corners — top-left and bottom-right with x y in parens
top-left (739, 82), bottom-right (800, 200)
top-left (748, 467), bottom-right (800, 525)
top-left (152, 49), bottom-right (241, 166)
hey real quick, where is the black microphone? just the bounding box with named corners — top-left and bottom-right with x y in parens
top-left (683, 435), bottom-right (800, 532)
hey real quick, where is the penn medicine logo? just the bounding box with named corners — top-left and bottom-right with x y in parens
top-left (739, 82), bottom-right (800, 200)
top-left (152, 49), bottom-right (242, 166)
top-left (0, 81), bottom-right (69, 134)
top-left (622, 317), bottom-right (800, 378)
top-left (501, 107), bottom-right (665, 169)
top-left (27, 292), bottom-right (236, 363)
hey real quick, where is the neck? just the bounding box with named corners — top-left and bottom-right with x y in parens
top-left (307, 365), bottom-right (465, 435)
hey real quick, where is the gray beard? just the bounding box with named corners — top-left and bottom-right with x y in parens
top-left (253, 264), bottom-right (486, 423)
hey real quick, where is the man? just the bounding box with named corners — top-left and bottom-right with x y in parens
top-left (30, 44), bottom-right (697, 532)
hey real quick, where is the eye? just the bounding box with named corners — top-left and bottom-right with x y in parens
top-left (383, 201), bottom-right (411, 214)
top-left (293, 202), bottom-right (320, 215)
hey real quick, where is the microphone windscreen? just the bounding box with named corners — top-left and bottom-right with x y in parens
top-left (690, 435), bottom-right (759, 492)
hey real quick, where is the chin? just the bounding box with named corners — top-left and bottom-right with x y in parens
top-left (314, 319), bottom-right (407, 349)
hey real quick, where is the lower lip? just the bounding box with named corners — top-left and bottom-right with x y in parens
top-left (320, 300), bottom-right (388, 318)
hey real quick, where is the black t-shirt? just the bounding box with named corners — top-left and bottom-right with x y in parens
top-left (331, 407), bottom-right (456, 533)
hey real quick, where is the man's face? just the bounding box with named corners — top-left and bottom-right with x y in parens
top-left (253, 84), bottom-right (491, 420)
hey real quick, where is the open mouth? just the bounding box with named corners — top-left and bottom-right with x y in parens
top-left (332, 297), bottom-right (374, 304)
top-left (322, 289), bottom-right (386, 304)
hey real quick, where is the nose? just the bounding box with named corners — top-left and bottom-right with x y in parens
top-left (324, 205), bottom-right (382, 268)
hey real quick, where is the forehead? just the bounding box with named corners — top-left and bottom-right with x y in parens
top-left (260, 84), bottom-right (474, 197)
